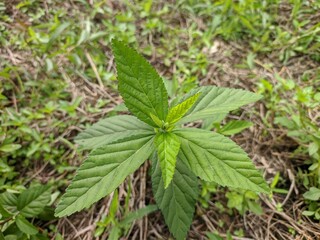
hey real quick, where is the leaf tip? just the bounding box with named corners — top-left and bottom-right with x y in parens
top-left (163, 179), bottom-right (171, 189)
top-left (110, 39), bottom-right (124, 55)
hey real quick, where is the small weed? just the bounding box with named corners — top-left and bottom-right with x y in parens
top-left (55, 40), bottom-right (269, 239)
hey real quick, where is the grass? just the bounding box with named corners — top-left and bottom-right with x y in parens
top-left (0, 0), bottom-right (320, 239)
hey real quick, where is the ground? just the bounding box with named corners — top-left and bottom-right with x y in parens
top-left (0, 1), bottom-right (320, 240)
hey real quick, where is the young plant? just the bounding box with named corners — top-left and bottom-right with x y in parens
top-left (55, 40), bottom-right (269, 239)
top-left (0, 184), bottom-right (55, 238)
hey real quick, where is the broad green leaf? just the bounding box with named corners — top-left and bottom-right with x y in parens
top-left (112, 40), bottom-right (168, 127)
top-left (154, 133), bottom-right (181, 188)
top-left (0, 192), bottom-right (18, 214)
top-left (0, 144), bottom-right (21, 152)
top-left (166, 93), bottom-right (200, 124)
top-left (176, 86), bottom-right (262, 124)
top-left (55, 134), bottom-right (155, 217)
top-left (219, 120), bottom-right (253, 135)
top-left (303, 211), bottom-right (315, 216)
top-left (174, 128), bottom-right (269, 193)
top-left (0, 203), bottom-right (12, 218)
top-left (75, 115), bottom-right (153, 150)
top-left (17, 185), bottom-right (51, 218)
top-left (152, 153), bottom-right (199, 240)
top-left (16, 215), bottom-right (38, 235)
top-left (303, 187), bottom-right (320, 201)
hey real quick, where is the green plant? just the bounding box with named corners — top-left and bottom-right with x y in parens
top-left (55, 40), bottom-right (269, 239)
top-left (207, 231), bottom-right (234, 240)
top-left (258, 74), bottom-right (320, 219)
top-left (0, 184), bottom-right (57, 239)
top-left (226, 189), bottom-right (263, 215)
top-left (303, 187), bottom-right (320, 219)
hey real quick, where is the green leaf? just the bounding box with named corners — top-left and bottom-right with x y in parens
top-left (16, 215), bottom-right (38, 235)
top-left (152, 153), bottom-right (199, 240)
top-left (302, 210), bottom-right (315, 216)
top-left (75, 115), bottom-right (153, 150)
top-left (303, 187), bottom-right (320, 201)
top-left (119, 205), bottom-right (158, 226)
top-left (308, 142), bottom-right (319, 156)
top-left (154, 133), bottom-right (181, 188)
top-left (226, 192), bottom-right (243, 210)
top-left (174, 128), bottom-right (269, 193)
top-left (150, 113), bottom-right (163, 128)
top-left (46, 22), bottom-right (71, 51)
top-left (219, 120), bottom-right (253, 135)
top-left (55, 134), bottom-right (155, 217)
top-left (112, 40), bottom-right (168, 127)
top-left (202, 113), bottom-right (228, 130)
top-left (166, 93), bottom-right (201, 124)
top-left (176, 86), bottom-right (262, 124)
top-left (37, 206), bottom-right (56, 221)
top-left (109, 189), bottom-right (119, 220)
top-left (108, 226), bottom-right (121, 240)
top-left (0, 203), bottom-right (12, 218)
top-left (0, 144), bottom-right (21, 152)
top-left (274, 117), bottom-right (295, 129)
top-left (17, 185), bottom-right (51, 218)
top-left (206, 232), bottom-right (224, 240)
top-left (0, 192), bottom-right (18, 214)
top-left (247, 200), bottom-right (263, 215)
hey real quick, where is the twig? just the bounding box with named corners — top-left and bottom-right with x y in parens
top-left (84, 50), bottom-right (104, 88)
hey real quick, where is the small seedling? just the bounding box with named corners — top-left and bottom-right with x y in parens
top-left (0, 185), bottom-right (55, 238)
top-left (55, 40), bottom-right (269, 239)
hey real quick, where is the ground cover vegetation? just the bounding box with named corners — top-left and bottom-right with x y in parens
top-left (0, 0), bottom-right (319, 239)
